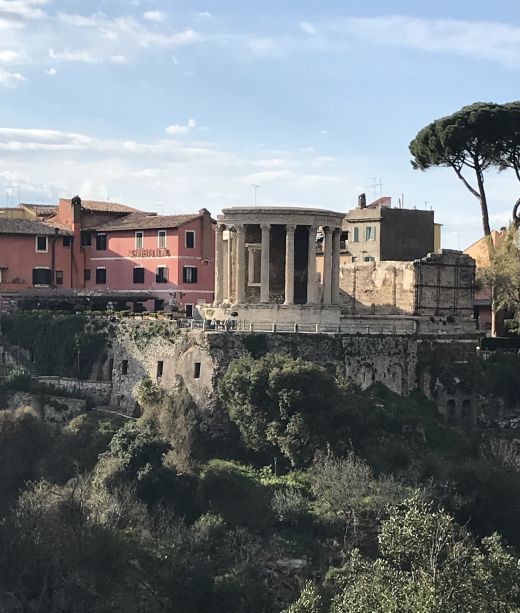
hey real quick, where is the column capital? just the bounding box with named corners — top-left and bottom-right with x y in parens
top-left (260, 223), bottom-right (271, 231)
top-left (323, 225), bottom-right (333, 235)
top-left (235, 223), bottom-right (245, 233)
top-left (308, 224), bottom-right (319, 232)
top-left (285, 223), bottom-right (297, 233)
top-left (215, 223), bottom-right (225, 233)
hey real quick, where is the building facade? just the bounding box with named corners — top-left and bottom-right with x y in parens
top-left (0, 198), bottom-right (215, 313)
top-left (0, 218), bottom-right (73, 305)
top-left (83, 210), bottom-right (215, 314)
top-left (343, 194), bottom-right (436, 263)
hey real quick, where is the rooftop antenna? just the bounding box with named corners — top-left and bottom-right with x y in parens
top-left (424, 201), bottom-right (428, 210)
top-left (252, 184), bottom-right (260, 207)
top-left (368, 177), bottom-right (382, 201)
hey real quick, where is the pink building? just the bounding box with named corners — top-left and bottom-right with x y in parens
top-left (0, 218), bottom-right (73, 297)
top-left (83, 209), bottom-right (215, 314)
top-left (0, 198), bottom-right (215, 314)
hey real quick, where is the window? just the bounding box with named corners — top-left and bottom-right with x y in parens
top-left (158, 230), bottom-right (167, 248)
top-left (353, 227), bottom-right (359, 242)
top-left (365, 226), bottom-right (376, 241)
top-left (156, 361), bottom-right (164, 379)
top-left (81, 233), bottom-right (92, 246)
top-left (55, 270), bottom-right (64, 285)
top-left (84, 269), bottom-right (91, 281)
top-left (183, 266), bottom-right (197, 283)
top-left (36, 235), bottom-right (48, 252)
top-left (185, 230), bottom-right (195, 249)
top-left (96, 268), bottom-right (107, 284)
top-left (194, 362), bottom-right (201, 379)
top-left (133, 267), bottom-right (145, 284)
top-left (185, 304), bottom-right (194, 318)
top-left (63, 236), bottom-right (72, 247)
top-left (364, 256), bottom-right (375, 262)
top-left (32, 268), bottom-right (51, 286)
top-left (156, 266), bottom-right (168, 283)
top-left (96, 233), bottom-right (107, 251)
top-left (135, 231), bottom-right (143, 249)
top-left (121, 360), bottom-right (128, 375)
top-left (352, 256), bottom-right (358, 263)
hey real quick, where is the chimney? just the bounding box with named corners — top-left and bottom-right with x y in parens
top-left (358, 193), bottom-right (366, 209)
top-left (71, 195), bottom-right (82, 224)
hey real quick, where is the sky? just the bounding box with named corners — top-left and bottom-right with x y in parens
top-left (1, 0), bottom-right (520, 249)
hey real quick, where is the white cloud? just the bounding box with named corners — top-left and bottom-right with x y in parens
top-left (0, 0), bottom-right (48, 20)
top-left (45, 66), bottom-right (56, 75)
top-left (49, 48), bottom-right (97, 63)
top-left (299, 21), bottom-right (317, 35)
top-left (165, 118), bottom-right (197, 135)
top-left (110, 54), bottom-right (127, 63)
top-left (143, 10), bottom-right (165, 23)
top-left (0, 68), bottom-right (26, 86)
top-left (0, 50), bottom-right (24, 63)
top-left (309, 15), bottom-right (520, 67)
top-left (196, 12), bottom-right (213, 20)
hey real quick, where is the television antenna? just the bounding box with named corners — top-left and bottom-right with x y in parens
top-left (252, 184), bottom-right (260, 207)
top-left (368, 177), bottom-right (382, 201)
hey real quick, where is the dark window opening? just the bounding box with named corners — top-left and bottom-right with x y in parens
top-left (185, 304), bottom-right (194, 318)
top-left (96, 233), bottom-right (107, 251)
top-left (81, 233), bottom-right (92, 246)
top-left (157, 361), bottom-right (164, 378)
top-left (194, 362), bottom-right (201, 379)
top-left (96, 268), bottom-right (107, 284)
top-left (36, 235), bottom-right (47, 251)
top-left (156, 267), bottom-right (168, 283)
top-left (183, 266), bottom-right (197, 283)
top-left (84, 269), bottom-right (91, 281)
top-left (121, 360), bottom-right (128, 375)
top-left (133, 267), bottom-right (145, 283)
top-left (63, 236), bottom-right (72, 247)
top-left (55, 270), bottom-right (64, 285)
top-left (186, 231), bottom-right (195, 248)
top-left (32, 268), bottom-right (51, 286)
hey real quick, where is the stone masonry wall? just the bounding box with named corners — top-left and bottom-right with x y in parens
top-left (339, 261), bottom-right (416, 315)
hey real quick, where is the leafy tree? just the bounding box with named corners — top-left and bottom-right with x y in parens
top-left (310, 452), bottom-right (407, 550)
top-left (410, 102), bottom-right (509, 254)
top-left (480, 226), bottom-right (520, 320)
top-left (219, 354), bottom-right (345, 466)
top-left (328, 495), bottom-right (520, 613)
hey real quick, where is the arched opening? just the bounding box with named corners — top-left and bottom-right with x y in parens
top-left (446, 398), bottom-right (456, 422)
top-left (462, 399), bottom-right (473, 427)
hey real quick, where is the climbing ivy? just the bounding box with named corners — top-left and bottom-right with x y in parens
top-left (0, 312), bottom-right (108, 378)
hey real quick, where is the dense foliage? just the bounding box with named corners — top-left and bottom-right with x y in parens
top-left (2, 352), bottom-right (520, 611)
top-left (0, 312), bottom-right (108, 378)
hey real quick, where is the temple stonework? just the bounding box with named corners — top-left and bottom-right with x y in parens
top-left (209, 207), bottom-right (345, 324)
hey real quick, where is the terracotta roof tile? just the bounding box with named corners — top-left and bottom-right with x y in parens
top-left (62, 198), bottom-right (141, 214)
top-left (0, 218), bottom-right (72, 236)
top-left (90, 212), bottom-right (201, 232)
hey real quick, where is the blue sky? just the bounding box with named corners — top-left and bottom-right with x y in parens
top-left (1, 1), bottom-right (520, 248)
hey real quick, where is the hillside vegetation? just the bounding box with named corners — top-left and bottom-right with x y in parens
top-left (1, 352), bottom-right (520, 611)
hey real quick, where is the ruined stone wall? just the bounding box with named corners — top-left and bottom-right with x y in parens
top-left (339, 261), bottom-right (416, 315)
top-left (414, 250), bottom-right (475, 317)
top-left (338, 250), bottom-right (475, 322)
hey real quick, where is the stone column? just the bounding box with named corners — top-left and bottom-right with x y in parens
top-left (332, 227), bottom-right (341, 305)
top-left (214, 224), bottom-right (224, 305)
top-left (235, 224), bottom-right (246, 303)
top-left (225, 231), bottom-right (233, 303)
top-left (322, 226), bottom-right (333, 305)
top-left (284, 224), bottom-right (296, 305)
top-left (306, 225), bottom-right (318, 304)
top-left (260, 223), bottom-right (270, 303)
